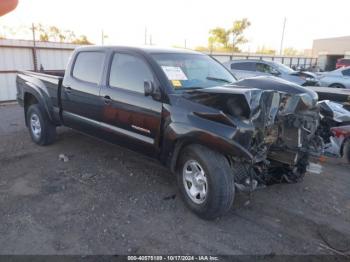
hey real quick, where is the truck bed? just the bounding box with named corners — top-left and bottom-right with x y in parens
top-left (16, 70), bottom-right (64, 125)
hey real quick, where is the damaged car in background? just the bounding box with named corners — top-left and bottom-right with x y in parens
top-left (318, 100), bottom-right (350, 163)
top-left (17, 46), bottom-right (322, 220)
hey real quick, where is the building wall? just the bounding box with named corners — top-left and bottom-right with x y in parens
top-left (0, 39), bottom-right (80, 101)
top-left (312, 36), bottom-right (350, 56)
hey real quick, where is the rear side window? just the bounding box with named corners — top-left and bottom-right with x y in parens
top-left (109, 53), bottom-right (154, 93)
top-left (72, 52), bottom-right (105, 84)
top-left (342, 69), bottom-right (350, 76)
top-left (231, 62), bottom-right (256, 71)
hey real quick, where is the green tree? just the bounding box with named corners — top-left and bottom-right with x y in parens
top-left (208, 18), bottom-right (251, 52)
top-left (36, 23), bottom-right (49, 41)
top-left (283, 47), bottom-right (299, 56)
top-left (34, 24), bottom-right (92, 44)
top-left (71, 35), bottom-right (92, 45)
top-left (228, 18), bottom-right (251, 52)
top-left (256, 45), bottom-right (276, 55)
top-left (209, 27), bottom-right (230, 48)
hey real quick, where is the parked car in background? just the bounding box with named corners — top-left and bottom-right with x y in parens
top-left (317, 67), bottom-right (350, 89)
top-left (224, 59), bottom-right (318, 86)
top-left (336, 58), bottom-right (350, 69)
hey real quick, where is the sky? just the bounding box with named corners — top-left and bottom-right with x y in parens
top-left (0, 0), bottom-right (349, 52)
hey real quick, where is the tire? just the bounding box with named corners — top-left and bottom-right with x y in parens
top-left (26, 104), bottom-right (56, 145)
top-left (176, 144), bottom-right (235, 220)
top-left (330, 83), bottom-right (345, 89)
top-left (343, 139), bottom-right (350, 164)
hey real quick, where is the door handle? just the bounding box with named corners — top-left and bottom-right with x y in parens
top-left (65, 86), bottom-right (72, 93)
top-left (103, 95), bottom-right (112, 104)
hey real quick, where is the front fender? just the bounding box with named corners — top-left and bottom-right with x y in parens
top-left (163, 122), bottom-right (253, 172)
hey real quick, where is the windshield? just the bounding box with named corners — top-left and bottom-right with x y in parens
top-left (274, 61), bottom-right (295, 74)
top-left (151, 53), bottom-right (237, 90)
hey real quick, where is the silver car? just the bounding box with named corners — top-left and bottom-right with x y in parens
top-left (224, 59), bottom-right (318, 86)
top-left (317, 67), bottom-right (350, 89)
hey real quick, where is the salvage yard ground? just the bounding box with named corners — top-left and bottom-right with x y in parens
top-left (0, 103), bottom-right (350, 255)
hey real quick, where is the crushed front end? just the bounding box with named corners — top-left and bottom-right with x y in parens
top-left (186, 78), bottom-right (323, 191)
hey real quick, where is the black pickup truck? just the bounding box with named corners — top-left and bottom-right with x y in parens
top-left (17, 46), bottom-right (322, 219)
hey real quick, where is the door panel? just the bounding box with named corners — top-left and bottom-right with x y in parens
top-left (61, 51), bottom-right (105, 130)
top-left (100, 52), bottom-right (163, 156)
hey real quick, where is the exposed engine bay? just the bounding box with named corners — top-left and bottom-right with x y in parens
top-left (185, 77), bottom-right (323, 192)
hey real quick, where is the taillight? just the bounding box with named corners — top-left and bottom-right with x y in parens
top-left (331, 126), bottom-right (350, 137)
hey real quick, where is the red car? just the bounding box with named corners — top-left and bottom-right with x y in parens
top-left (336, 58), bottom-right (350, 69)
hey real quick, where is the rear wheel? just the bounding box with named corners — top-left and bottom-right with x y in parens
top-left (26, 104), bottom-right (56, 145)
top-left (176, 144), bottom-right (235, 220)
top-left (330, 83), bottom-right (345, 89)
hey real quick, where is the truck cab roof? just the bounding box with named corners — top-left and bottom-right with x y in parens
top-left (74, 45), bottom-right (203, 55)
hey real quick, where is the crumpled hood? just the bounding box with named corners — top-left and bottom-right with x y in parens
top-left (185, 76), bottom-right (318, 121)
top-left (184, 85), bottom-right (281, 132)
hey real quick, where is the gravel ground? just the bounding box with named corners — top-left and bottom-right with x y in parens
top-left (0, 103), bottom-right (350, 256)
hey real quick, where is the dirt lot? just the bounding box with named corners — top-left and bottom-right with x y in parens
top-left (0, 103), bottom-right (350, 256)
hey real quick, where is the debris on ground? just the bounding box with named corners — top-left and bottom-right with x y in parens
top-left (81, 172), bottom-right (95, 180)
top-left (58, 154), bottom-right (69, 162)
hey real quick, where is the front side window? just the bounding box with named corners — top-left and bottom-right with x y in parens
top-left (151, 53), bottom-right (236, 90)
top-left (72, 51), bottom-right (105, 84)
top-left (256, 62), bottom-right (275, 74)
top-left (109, 53), bottom-right (154, 93)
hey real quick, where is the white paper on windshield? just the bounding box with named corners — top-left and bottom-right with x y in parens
top-left (161, 66), bottom-right (188, 80)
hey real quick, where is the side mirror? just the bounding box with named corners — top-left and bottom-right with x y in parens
top-left (144, 80), bottom-right (154, 96)
top-left (271, 68), bottom-right (280, 76)
top-left (144, 80), bottom-right (161, 100)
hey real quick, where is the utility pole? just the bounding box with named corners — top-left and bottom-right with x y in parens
top-left (101, 30), bottom-right (108, 45)
top-left (144, 27), bottom-right (147, 45)
top-left (149, 34), bottom-right (152, 46)
top-left (31, 23), bottom-right (38, 72)
top-left (184, 39), bottom-right (187, 48)
top-left (279, 17), bottom-right (287, 55)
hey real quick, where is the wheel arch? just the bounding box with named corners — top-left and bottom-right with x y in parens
top-left (168, 132), bottom-right (253, 173)
top-left (329, 83), bottom-right (346, 88)
top-left (23, 89), bottom-right (54, 126)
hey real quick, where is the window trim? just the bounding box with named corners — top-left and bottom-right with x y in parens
top-left (107, 51), bottom-right (157, 95)
top-left (71, 51), bottom-right (106, 85)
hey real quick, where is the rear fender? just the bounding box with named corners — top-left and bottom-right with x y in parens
top-left (22, 82), bottom-right (54, 125)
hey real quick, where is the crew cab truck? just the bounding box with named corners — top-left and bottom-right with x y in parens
top-left (17, 46), bottom-right (321, 220)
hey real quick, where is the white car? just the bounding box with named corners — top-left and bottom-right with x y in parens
top-left (317, 67), bottom-right (350, 89)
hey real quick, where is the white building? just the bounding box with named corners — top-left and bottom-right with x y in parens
top-left (0, 39), bottom-right (81, 101)
top-left (312, 36), bottom-right (350, 71)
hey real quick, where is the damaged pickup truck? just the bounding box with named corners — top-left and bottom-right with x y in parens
top-left (16, 46), bottom-right (322, 219)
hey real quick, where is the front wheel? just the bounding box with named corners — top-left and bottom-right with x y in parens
top-left (177, 144), bottom-right (235, 220)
